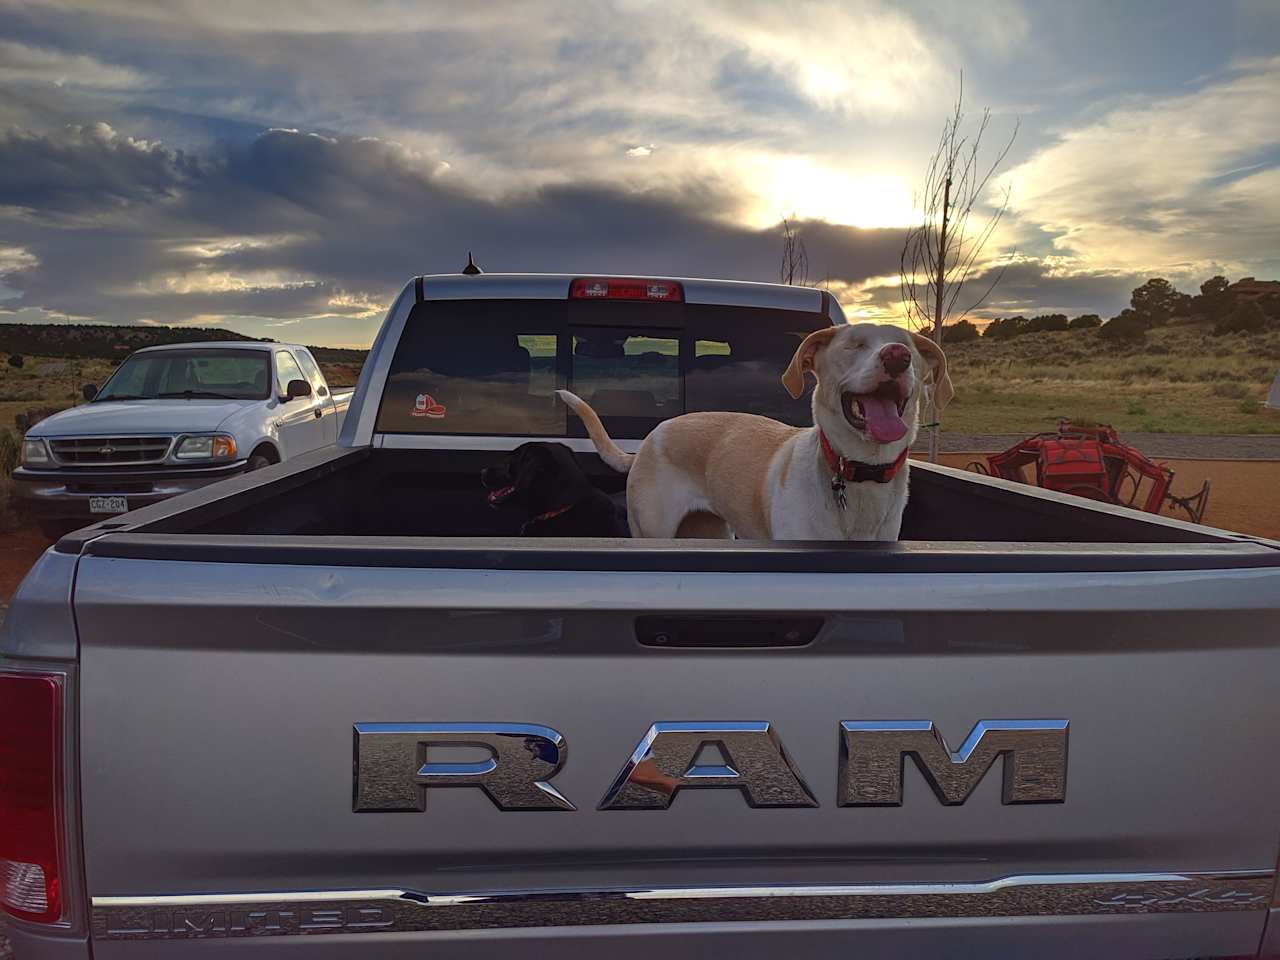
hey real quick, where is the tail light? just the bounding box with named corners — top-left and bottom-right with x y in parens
top-left (0, 672), bottom-right (64, 924)
top-left (570, 277), bottom-right (684, 301)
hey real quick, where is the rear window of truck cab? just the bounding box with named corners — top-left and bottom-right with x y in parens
top-left (374, 299), bottom-right (829, 438)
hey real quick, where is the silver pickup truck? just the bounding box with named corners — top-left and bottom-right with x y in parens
top-left (4, 273), bottom-right (1280, 959)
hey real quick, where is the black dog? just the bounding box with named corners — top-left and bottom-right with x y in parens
top-left (481, 442), bottom-right (629, 537)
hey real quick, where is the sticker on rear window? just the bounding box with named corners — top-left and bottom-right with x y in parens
top-left (411, 393), bottom-right (447, 419)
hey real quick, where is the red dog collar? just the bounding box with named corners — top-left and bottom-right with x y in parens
top-left (532, 503), bottom-right (574, 522)
top-left (820, 431), bottom-right (909, 483)
top-left (520, 502), bottom-right (576, 534)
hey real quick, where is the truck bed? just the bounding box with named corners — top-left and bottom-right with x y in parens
top-left (55, 442), bottom-right (1275, 549)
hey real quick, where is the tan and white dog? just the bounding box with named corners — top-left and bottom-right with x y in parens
top-left (557, 323), bottom-right (952, 541)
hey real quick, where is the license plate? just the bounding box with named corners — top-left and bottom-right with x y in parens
top-left (89, 496), bottom-right (129, 514)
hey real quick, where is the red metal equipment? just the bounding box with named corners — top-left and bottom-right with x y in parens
top-left (968, 421), bottom-right (1211, 523)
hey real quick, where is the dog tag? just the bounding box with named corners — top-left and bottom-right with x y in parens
top-left (830, 474), bottom-right (848, 511)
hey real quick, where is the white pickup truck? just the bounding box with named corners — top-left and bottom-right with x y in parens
top-left (13, 341), bottom-right (352, 536)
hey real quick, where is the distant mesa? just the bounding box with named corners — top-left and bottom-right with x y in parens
top-left (0, 321), bottom-right (365, 364)
top-left (1229, 277), bottom-right (1280, 302)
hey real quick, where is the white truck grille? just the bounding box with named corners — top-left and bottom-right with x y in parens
top-left (48, 436), bottom-right (172, 465)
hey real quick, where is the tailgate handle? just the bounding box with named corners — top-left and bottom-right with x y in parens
top-left (636, 615), bottom-right (823, 649)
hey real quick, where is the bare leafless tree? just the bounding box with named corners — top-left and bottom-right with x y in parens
top-left (780, 216), bottom-right (810, 286)
top-left (901, 76), bottom-right (1018, 460)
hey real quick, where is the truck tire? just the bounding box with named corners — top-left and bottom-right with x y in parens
top-left (245, 454), bottom-right (272, 472)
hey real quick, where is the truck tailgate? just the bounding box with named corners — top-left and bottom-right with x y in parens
top-left (74, 547), bottom-right (1280, 958)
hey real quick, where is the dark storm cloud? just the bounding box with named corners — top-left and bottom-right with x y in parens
top-left (0, 123), bottom-right (197, 215)
top-left (976, 261), bottom-right (1147, 316)
top-left (0, 124), bottom-right (907, 338)
top-left (4, 1), bottom-right (1272, 345)
top-left (859, 258), bottom-right (1150, 321)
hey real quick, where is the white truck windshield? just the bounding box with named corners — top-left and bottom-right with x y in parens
top-left (95, 349), bottom-right (272, 401)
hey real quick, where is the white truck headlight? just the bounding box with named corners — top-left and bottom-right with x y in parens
top-left (174, 434), bottom-right (237, 461)
top-left (21, 438), bottom-right (50, 465)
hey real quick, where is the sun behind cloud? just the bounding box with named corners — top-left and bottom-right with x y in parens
top-left (749, 156), bottom-right (916, 230)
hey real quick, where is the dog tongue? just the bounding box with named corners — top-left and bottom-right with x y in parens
top-left (858, 394), bottom-right (908, 443)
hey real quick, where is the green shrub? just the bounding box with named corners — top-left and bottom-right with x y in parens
top-left (983, 316), bottom-right (1027, 339)
top-left (1198, 368), bottom-right (1233, 381)
top-left (1211, 382), bottom-right (1250, 399)
top-left (0, 428), bottom-right (19, 477)
top-left (1069, 314), bottom-right (1102, 330)
top-left (1099, 312), bottom-right (1148, 342)
top-left (1024, 314), bottom-right (1070, 333)
top-left (942, 319), bottom-right (980, 343)
top-left (1130, 278), bottom-right (1187, 325)
top-left (1259, 294), bottom-right (1280, 322)
top-left (1214, 301), bottom-right (1268, 335)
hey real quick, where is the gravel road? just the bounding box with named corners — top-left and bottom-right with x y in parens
top-left (913, 432), bottom-right (1280, 460)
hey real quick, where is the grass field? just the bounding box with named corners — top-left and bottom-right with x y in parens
top-left (2, 321), bottom-right (1278, 436)
top-left (0, 355), bottom-right (117, 434)
top-left (941, 323), bottom-right (1280, 434)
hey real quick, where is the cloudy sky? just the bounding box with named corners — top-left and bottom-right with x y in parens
top-left (0, 0), bottom-right (1277, 347)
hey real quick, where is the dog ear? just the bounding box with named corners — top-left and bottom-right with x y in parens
top-left (781, 327), bottom-right (839, 399)
top-left (909, 332), bottom-right (954, 414)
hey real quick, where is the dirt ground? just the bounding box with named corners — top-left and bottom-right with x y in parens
top-left (934, 455), bottom-right (1280, 540)
top-left (0, 525), bottom-right (54, 602)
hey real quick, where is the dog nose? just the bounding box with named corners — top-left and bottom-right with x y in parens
top-left (880, 343), bottom-right (911, 376)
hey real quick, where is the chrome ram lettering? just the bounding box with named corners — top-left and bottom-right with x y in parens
top-left (838, 720), bottom-right (1069, 806)
top-left (598, 722), bottom-right (818, 810)
top-left (352, 722), bottom-right (575, 812)
top-left (353, 720), bottom-right (1068, 812)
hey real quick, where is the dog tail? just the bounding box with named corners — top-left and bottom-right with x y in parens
top-left (556, 390), bottom-right (635, 474)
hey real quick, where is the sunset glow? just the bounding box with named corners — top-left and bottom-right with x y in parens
top-left (0, 2), bottom-right (1275, 346)
top-left (754, 160), bottom-right (916, 230)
